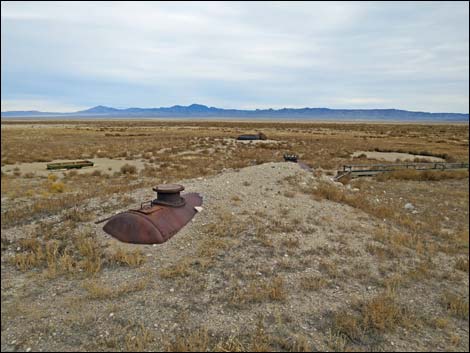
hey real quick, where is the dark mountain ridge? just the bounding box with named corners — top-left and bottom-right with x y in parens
top-left (2, 104), bottom-right (468, 121)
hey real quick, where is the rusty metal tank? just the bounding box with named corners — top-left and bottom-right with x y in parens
top-left (102, 184), bottom-right (202, 244)
top-left (283, 153), bottom-right (312, 172)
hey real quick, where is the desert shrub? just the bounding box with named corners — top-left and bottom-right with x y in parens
top-left (441, 292), bottom-right (469, 319)
top-left (455, 257), bottom-right (469, 273)
top-left (108, 248), bottom-right (145, 267)
top-left (376, 169), bottom-right (468, 182)
top-left (332, 292), bottom-right (413, 342)
top-left (355, 153), bottom-right (368, 159)
top-left (258, 132), bottom-right (268, 140)
top-left (312, 182), bottom-right (344, 202)
top-left (66, 170), bottom-right (78, 178)
top-left (313, 182), bottom-right (394, 220)
top-left (49, 181), bottom-right (65, 193)
top-left (230, 276), bottom-right (287, 305)
top-left (47, 173), bottom-right (58, 182)
top-left (120, 164), bottom-right (137, 174)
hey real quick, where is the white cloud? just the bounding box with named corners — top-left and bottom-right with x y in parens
top-left (1, 1), bottom-right (366, 82)
top-left (336, 98), bottom-right (390, 105)
top-left (1, 1), bottom-right (468, 112)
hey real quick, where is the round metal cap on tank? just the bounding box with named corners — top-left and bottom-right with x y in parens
top-left (152, 184), bottom-right (186, 207)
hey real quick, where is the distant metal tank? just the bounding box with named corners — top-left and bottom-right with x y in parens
top-left (237, 132), bottom-right (268, 141)
top-left (283, 154), bottom-right (299, 162)
top-left (283, 153), bottom-right (312, 172)
top-left (102, 184), bottom-right (202, 244)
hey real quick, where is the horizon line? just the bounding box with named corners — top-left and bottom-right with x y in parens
top-left (2, 103), bottom-right (469, 115)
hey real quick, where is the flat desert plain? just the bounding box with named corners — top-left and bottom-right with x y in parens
top-left (1, 120), bottom-right (469, 351)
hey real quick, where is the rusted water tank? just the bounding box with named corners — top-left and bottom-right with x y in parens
top-left (103, 184), bottom-right (202, 244)
top-left (237, 132), bottom-right (267, 141)
top-left (283, 153), bottom-right (312, 171)
top-left (283, 154), bottom-right (299, 162)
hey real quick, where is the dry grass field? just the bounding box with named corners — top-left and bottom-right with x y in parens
top-left (1, 120), bottom-right (469, 352)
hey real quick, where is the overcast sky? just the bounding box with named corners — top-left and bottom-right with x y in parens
top-left (1, 1), bottom-right (469, 113)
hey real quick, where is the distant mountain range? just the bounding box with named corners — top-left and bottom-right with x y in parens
top-left (1, 104), bottom-right (468, 121)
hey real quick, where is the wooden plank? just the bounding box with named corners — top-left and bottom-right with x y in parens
top-left (46, 160), bottom-right (94, 170)
top-left (338, 162), bottom-right (468, 178)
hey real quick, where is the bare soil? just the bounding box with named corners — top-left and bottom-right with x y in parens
top-left (1, 162), bottom-right (468, 352)
top-left (351, 151), bottom-right (446, 162)
top-left (1, 120), bottom-right (468, 352)
top-left (1, 158), bottom-right (146, 177)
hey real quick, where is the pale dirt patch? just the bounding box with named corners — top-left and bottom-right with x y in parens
top-left (351, 151), bottom-right (446, 162)
top-left (1, 123), bottom-right (73, 130)
top-left (1, 158), bottom-right (147, 177)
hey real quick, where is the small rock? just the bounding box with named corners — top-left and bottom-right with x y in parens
top-left (194, 206), bottom-right (203, 212)
top-left (109, 313), bottom-right (114, 318)
top-left (404, 203), bottom-right (415, 210)
top-left (170, 288), bottom-right (174, 293)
